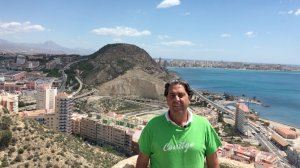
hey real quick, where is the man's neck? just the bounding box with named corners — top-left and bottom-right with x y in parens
top-left (168, 110), bottom-right (189, 127)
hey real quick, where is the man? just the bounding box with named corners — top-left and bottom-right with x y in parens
top-left (136, 80), bottom-right (222, 168)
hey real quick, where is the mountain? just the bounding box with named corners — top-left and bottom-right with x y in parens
top-left (0, 38), bottom-right (93, 55)
top-left (72, 43), bottom-right (174, 99)
top-left (0, 107), bottom-right (125, 167)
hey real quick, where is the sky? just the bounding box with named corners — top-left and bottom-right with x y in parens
top-left (0, 0), bottom-right (300, 65)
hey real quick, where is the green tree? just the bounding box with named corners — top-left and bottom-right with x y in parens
top-left (0, 130), bottom-right (12, 148)
top-left (1, 116), bottom-right (12, 130)
top-left (1, 155), bottom-right (9, 167)
top-left (42, 68), bottom-right (61, 77)
top-left (2, 107), bottom-right (9, 114)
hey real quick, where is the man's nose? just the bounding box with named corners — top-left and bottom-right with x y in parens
top-left (174, 95), bottom-right (180, 101)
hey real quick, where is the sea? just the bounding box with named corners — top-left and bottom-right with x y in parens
top-left (168, 67), bottom-right (300, 128)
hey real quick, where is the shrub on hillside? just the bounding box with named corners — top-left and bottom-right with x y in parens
top-left (1, 155), bottom-right (9, 167)
top-left (18, 148), bottom-right (24, 154)
top-left (15, 154), bottom-right (23, 162)
top-left (2, 107), bottom-right (9, 114)
top-left (8, 146), bottom-right (16, 155)
top-left (0, 130), bottom-right (12, 148)
top-left (24, 162), bottom-right (30, 168)
top-left (0, 116), bottom-right (12, 130)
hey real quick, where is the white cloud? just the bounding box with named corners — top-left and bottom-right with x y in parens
top-left (221, 33), bottom-right (231, 38)
top-left (158, 35), bottom-right (170, 40)
top-left (184, 12), bottom-right (191, 16)
top-left (295, 8), bottom-right (300, 15)
top-left (278, 8), bottom-right (300, 15)
top-left (278, 10), bottom-right (293, 15)
top-left (157, 0), bottom-right (180, 9)
top-left (92, 26), bottom-right (151, 37)
top-left (161, 40), bottom-right (194, 46)
top-left (113, 38), bottom-right (123, 42)
top-left (288, 10), bottom-right (294, 14)
top-left (245, 31), bottom-right (254, 38)
top-left (0, 21), bottom-right (45, 34)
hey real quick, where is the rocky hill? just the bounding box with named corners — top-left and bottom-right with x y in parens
top-left (0, 107), bottom-right (125, 167)
top-left (73, 43), bottom-right (173, 99)
top-left (96, 68), bottom-right (165, 99)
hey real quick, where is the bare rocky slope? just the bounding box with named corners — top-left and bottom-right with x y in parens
top-left (0, 107), bottom-right (125, 167)
top-left (96, 68), bottom-right (165, 99)
top-left (73, 43), bottom-right (173, 99)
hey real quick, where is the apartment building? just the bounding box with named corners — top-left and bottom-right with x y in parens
top-left (235, 102), bottom-right (250, 136)
top-left (0, 80), bottom-right (32, 92)
top-left (80, 117), bottom-right (97, 142)
top-left (19, 109), bottom-right (58, 131)
top-left (44, 112), bottom-right (58, 130)
top-left (3, 71), bottom-right (26, 81)
top-left (55, 92), bottom-right (73, 134)
top-left (270, 133), bottom-right (289, 150)
top-left (36, 83), bottom-right (57, 111)
top-left (77, 114), bottom-right (137, 155)
top-left (275, 127), bottom-right (297, 139)
top-left (0, 92), bottom-right (18, 112)
top-left (19, 92), bottom-right (72, 134)
top-left (97, 121), bottom-right (133, 154)
top-left (218, 142), bottom-right (278, 167)
top-left (71, 113), bottom-right (88, 135)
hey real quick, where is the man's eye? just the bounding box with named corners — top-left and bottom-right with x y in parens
top-left (178, 94), bottom-right (185, 98)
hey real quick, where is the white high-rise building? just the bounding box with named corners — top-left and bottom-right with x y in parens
top-left (56, 92), bottom-right (73, 134)
top-left (235, 102), bottom-right (250, 136)
top-left (36, 83), bottom-right (57, 111)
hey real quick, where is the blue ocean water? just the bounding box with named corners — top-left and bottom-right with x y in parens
top-left (168, 67), bottom-right (300, 128)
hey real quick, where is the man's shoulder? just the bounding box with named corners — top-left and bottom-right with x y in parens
top-left (147, 113), bottom-right (166, 126)
top-left (192, 114), bottom-right (211, 126)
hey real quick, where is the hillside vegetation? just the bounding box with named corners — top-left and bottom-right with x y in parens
top-left (0, 107), bottom-right (125, 168)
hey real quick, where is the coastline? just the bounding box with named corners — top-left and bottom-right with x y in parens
top-left (169, 67), bottom-right (300, 130)
top-left (260, 117), bottom-right (300, 131)
top-left (168, 66), bottom-right (300, 72)
top-left (200, 90), bottom-right (300, 130)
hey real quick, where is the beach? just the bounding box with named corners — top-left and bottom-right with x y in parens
top-left (260, 118), bottom-right (300, 149)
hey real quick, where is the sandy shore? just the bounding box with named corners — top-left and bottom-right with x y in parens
top-left (260, 118), bottom-right (300, 132)
top-left (260, 118), bottom-right (300, 148)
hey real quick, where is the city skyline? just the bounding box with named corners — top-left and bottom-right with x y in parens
top-left (1, 0), bottom-right (300, 65)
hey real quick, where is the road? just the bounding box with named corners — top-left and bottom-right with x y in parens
top-left (193, 89), bottom-right (235, 118)
top-left (59, 60), bottom-right (81, 92)
top-left (248, 122), bottom-right (291, 168)
top-left (71, 76), bottom-right (83, 96)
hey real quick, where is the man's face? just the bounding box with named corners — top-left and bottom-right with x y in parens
top-left (166, 84), bottom-right (190, 115)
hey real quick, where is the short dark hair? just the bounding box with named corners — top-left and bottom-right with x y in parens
top-left (164, 79), bottom-right (193, 98)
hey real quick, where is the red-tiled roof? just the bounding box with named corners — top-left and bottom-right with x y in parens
top-left (271, 133), bottom-right (289, 147)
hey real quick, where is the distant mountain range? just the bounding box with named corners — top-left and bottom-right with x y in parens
top-left (0, 38), bottom-right (93, 55)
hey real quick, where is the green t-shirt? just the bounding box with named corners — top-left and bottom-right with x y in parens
top-left (138, 113), bottom-right (222, 168)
